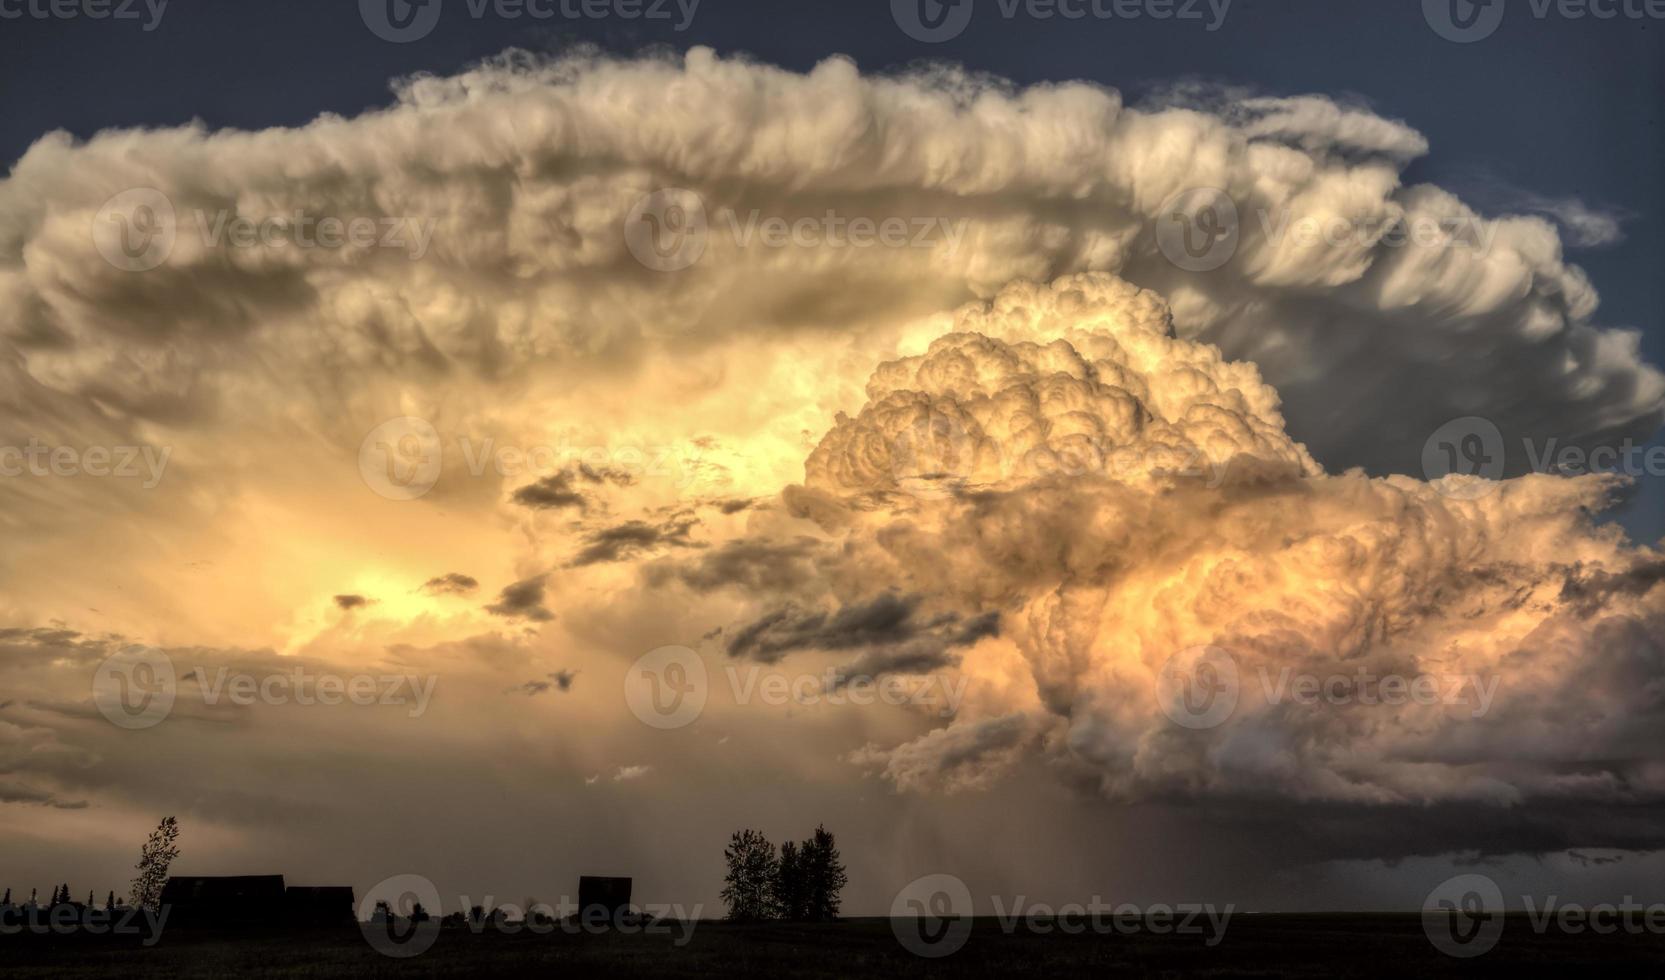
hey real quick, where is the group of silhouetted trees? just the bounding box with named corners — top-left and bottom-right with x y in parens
top-left (721, 825), bottom-right (847, 921)
top-left (1, 816), bottom-right (177, 918)
top-left (0, 887), bottom-right (122, 912)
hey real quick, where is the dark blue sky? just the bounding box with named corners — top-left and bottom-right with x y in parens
top-left (3, 0), bottom-right (1661, 535)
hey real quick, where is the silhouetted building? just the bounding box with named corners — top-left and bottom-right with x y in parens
top-left (577, 876), bottom-right (632, 922)
top-left (160, 875), bottom-right (286, 928)
top-left (284, 886), bottom-right (355, 927)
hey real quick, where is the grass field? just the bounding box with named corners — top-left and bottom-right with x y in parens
top-left (7, 915), bottom-right (1665, 977)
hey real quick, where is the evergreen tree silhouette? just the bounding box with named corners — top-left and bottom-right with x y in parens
top-left (801, 825), bottom-right (848, 921)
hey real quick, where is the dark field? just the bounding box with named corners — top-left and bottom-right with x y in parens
top-left (7, 915), bottom-right (1665, 978)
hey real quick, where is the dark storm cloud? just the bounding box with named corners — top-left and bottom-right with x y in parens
top-left (511, 669), bottom-right (577, 696)
top-left (333, 594), bottom-right (369, 611)
top-left (422, 573), bottom-right (480, 596)
top-left (485, 576), bottom-right (555, 622)
top-left (644, 536), bottom-right (825, 593)
top-left (570, 515), bottom-right (699, 567)
top-left (511, 464), bottom-right (637, 512)
top-left (727, 593), bottom-right (998, 671)
top-left (1560, 560), bottom-right (1665, 616)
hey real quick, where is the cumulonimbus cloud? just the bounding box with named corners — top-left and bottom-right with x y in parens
top-left (713, 274), bottom-right (1665, 825)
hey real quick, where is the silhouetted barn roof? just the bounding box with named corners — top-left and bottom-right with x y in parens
top-left (161, 876), bottom-right (286, 904)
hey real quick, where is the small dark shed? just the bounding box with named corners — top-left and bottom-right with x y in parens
top-left (577, 876), bottom-right (633, 922)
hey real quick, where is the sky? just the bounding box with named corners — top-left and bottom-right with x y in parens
top-left (2, 0), bottom-right (1665, 925)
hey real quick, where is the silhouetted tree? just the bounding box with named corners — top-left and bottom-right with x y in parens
top-left (772, 840), bottom-right (810, 920)
top-left (1, 888), bottom-right (10, 906)
top-left (130, 816), bottom-right (181, 911)
top-left (106, 891), bottom-right (116, 912)
top-left (800, 825), bottom-right (848, 921)
top-left (721, 828), bottom-right (779, 921)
